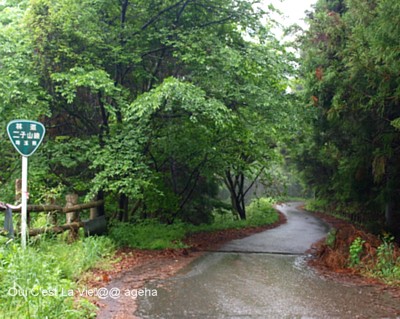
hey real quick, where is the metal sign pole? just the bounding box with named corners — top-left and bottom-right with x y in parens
top-left (7, 119), bottom-right (45, 249)
top-left (21, 156), bottom-right (28, 249)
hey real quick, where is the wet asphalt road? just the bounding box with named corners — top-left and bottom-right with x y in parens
top-left (220, 202), bottom-right (330, 254)
top-left (136, 202), bottom-right (400, 319)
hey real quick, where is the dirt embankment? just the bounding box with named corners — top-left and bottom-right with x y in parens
top-left (307, 210), bottom-right (400, 298)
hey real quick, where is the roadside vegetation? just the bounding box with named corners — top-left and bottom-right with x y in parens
top-left (306, 200), bottom-right (400, 286)
top-left (329, 229), bottom-right (400, 285)
top-left (346, 232), bottom-right (400, 285)
top-left (0, 197), bottom-right (278, 318)
top-left (0, 235), bottom-right (114, 319)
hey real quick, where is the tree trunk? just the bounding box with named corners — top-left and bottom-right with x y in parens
top-left (224, 170), bottom-right (247, 220)
top-left (118, 193), bottom-right (129, 222)
top-left (384, 172), bottom-right (400, 238)
top-left (385, 199), bottom-right (400, 238)
top-left (235, 198), bottom-right (246, 220)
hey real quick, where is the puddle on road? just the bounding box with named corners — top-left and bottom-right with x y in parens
top-left (136, 252), bottom-right (400, 319)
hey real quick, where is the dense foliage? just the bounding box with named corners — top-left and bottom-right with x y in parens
top-left (0, 0), bottom-right (296, 223)
top-left (297, 0), bottom-right (400, 235)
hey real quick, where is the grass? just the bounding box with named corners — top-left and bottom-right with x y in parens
top-left (109, 197), bottom-right (280, 250)
top-left (108, 220), bottom-right (188, 250)
top-left (0, 235), bottom-right (115, 319)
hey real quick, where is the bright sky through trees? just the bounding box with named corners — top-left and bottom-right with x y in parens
top-left (266, 0), bottom-right (315, 27)
top-left (259, 0), bottom-right (316, 38)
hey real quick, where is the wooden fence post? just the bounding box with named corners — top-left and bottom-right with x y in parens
top-left (16, 178), bottom-right (32, 227)
top-left (15, 179), bottom-right (22, 202)
top-left (66, 193), bottom-right (79, 224)
top-left (66, 193), bottom-right (79, 242)
top-left (90, 197), bottom-right (98, 220)
top-left (48, 197), bottom-right (58, 226)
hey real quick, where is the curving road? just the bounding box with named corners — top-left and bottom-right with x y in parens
top-left (221, 202), bottom-right (330, 254)
top-left (136, 202), bottom-right (400, 318)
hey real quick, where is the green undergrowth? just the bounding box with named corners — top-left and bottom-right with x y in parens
top-left (108, 221), bottom-right (188, 250)
top-left (304, 198), bottom-right (329, 213)
top-left (109, 197), bottom-right (279, 250)
top-left (275, 196), bottom-right (307, 203)
top-left (307, 199), bottom-right (400, 284)
top-left (304, 198), bottom-right (381, 229)
top-left (349, 234), bottom-right (400, 285)
top-left (304, 198), bottom-right (349, 220)
top-left (0, 235), bottom-right (115, 319)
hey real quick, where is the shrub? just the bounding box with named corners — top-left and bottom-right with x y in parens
top-left (109, 220), bottom-right (187, 249)
top-left (371, 235), bottom-right (400, 283)
top-left (347, 234), bottom-right (400, 284)
top-left (349, 237), bottom-right (365, 267)
top-left (325, 229), bottom-right (337, 248)
top-left (304, 198), bottom-right (329, 212)
top-left (245, 197), bottom-right (279, 227)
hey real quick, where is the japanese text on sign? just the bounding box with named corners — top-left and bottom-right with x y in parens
top-left (7, 120), bottom-right (46, 157)
top-left (12, 123), bottom-right (41, 147)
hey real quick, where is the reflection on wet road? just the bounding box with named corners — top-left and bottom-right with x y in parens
top-left (136, 203), bottom-right (400, 318)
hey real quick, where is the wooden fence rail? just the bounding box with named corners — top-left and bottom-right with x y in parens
top-left (0, 195), bottom-right (106, 239)
top-left (0, 200), bottom-right (104, 214)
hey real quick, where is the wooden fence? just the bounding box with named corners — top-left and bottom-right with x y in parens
top-left (0, 193), bottom-right (106, 238)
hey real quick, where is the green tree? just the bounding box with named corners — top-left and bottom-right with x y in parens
top-left (298, 0), bottom-right (400, 233)
top-left (0, 0), bottom-right (295, 223)
top-left (0, 1), bottom-right (50, 200)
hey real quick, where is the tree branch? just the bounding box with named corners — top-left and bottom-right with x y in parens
top-left (137, 0), bottom-right (185, 33)
top-left (243, 166), bottom-right (265, 198)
